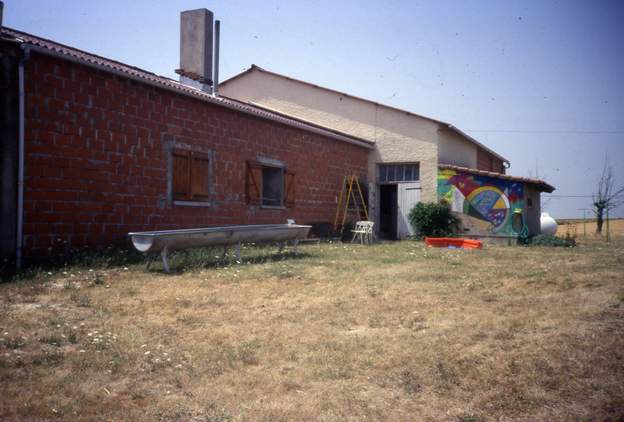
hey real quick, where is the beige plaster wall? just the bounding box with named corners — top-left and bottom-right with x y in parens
top-left (220, 70), bottom-right (439, 204)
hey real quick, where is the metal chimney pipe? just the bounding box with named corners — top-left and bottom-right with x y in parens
top-left (212, 20), bottom-right (220, 96)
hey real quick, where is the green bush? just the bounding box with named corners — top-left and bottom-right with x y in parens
top-left (528, 234), bottom-right (576, 247)
top-left (408, 202), bottom-right (459, 238)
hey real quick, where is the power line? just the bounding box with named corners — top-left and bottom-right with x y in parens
top-left (544, 194), bottom-right (593, 198)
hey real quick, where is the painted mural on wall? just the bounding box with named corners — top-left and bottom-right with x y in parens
top-left (438, 169), bottom-right (524, 235)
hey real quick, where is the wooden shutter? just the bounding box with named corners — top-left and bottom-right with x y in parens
top-left (172, 149), bottom-right (190, 200)
top-left (190, 151), bottom-right (210, 201)
top-left (246, 160), bottom-right (263, 204)
top-left (284, 169), bottom-right (296, 208)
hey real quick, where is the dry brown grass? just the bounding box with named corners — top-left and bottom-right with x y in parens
top-left (558, 218), bottom-right (624, 239)
top-left (1, 239), bottom-right (623, 421)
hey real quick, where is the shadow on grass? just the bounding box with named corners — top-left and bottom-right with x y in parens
top-left (3, 243), bottom-right (318, 282)
top-left (145, 248), bottom-right (314, 275)
top-left (3, 246), bottom-right (146, 283)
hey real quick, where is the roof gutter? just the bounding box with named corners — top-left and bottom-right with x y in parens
top-left (439, 164), bottom-right (555, 193)
top-left (20, 44), bottom-right (372, 150)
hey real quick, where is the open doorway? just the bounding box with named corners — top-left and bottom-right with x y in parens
top-left (379, 184), bottom-right (397, 239)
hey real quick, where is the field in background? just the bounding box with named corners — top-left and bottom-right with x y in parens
top-left (557, 218), bottom-right (624, 239)
top-left (1, 240), bottom-right (623, 421)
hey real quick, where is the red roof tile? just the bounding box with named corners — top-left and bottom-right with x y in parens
top-left (1, 27), bottom-right (373, 150)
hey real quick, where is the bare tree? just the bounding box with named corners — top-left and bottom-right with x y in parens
top-left (592, 157), bottom-right (624, 234)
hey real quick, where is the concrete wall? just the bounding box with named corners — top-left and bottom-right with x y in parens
top-left (438, 127), bottom-right (506, 174)
top-left (220, 70), bottom-right (440, 205)
top-left (477, 147), bottom-right (506, 174)
top-left (18, 52), bottom-right (369, 256)
top-left (437, 127), bottom-right (477, 168)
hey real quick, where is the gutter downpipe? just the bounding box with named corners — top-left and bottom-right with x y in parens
top-left (16, 44), bottom-right (30, 271)
top-left (212, 19), bottom-right (220, 96)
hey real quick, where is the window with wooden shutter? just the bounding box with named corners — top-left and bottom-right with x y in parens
top-left (284, 170), bottom-right (295, 207)
top-left (171, 148), bottom-right (211, 203)
top-left (190, 152), bottom-right (210, 201)
top-left (246, 160), bottom-right (293, 207)
top-left (172, 149), bottom-right (191, 200)
top-left (246, 160), bottom-right (263, 204)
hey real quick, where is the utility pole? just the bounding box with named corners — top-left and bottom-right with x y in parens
top-left (606, 208), bottom-right (610, 242)
top-left (577, 208), bottom-right (590, 238)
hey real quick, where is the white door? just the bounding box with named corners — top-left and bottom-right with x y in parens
top-left (397, 182), bottom-right (421, 239)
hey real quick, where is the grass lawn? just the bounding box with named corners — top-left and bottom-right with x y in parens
top-left (1, 239), bottom-right (623, 421)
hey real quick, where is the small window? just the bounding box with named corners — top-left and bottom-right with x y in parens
top-left (171, 149), bottom-right (211, 203)
top-left (527, 197), bottom-right (533, 208)
top-left (246, 160), bottom-right (295, 207)
top-left (378, 163), bottom-right (420, 183)
top-left (262, 166), bottom-right (283, 207)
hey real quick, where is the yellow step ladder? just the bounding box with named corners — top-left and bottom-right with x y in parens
top-left (333, 175), bottom-right (369, 235)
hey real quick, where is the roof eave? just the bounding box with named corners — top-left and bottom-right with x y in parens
top-left (439, 164), bottom-right (555, 193)
top-left (1, 28), bottom-right (371, 150)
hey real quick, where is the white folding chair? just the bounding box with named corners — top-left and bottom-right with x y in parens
top-left (351, 221), bottom-right (375, 245)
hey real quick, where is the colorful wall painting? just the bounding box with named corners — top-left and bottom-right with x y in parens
top-left (438, 169), bottom-right (524, 235)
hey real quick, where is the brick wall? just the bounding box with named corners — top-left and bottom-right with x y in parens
top-left (22, 53), bottom-right (368, 255)
top-left (476, 147), bottom-right (505, 174)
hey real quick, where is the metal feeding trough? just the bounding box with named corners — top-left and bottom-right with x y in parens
top-left (128, 224), bottom-right (312, 272)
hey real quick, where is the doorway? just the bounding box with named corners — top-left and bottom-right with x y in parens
top-left (379, 184), bottom-right (397, 239)
top-left (397, 182), bottom-right (421, 239)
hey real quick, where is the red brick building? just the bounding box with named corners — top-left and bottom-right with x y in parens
top-left (0, 28), bottom-right (372, 264)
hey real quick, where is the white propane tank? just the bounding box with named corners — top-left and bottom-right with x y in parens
top-left (540, 212), bottom-right (558, 235)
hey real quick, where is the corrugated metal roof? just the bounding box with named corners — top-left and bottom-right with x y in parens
top-left (0, 27), bottom-right (374, 150)
top-left (220, 64), bottom-right (510, 164)
top-left (439, 164), bottom-right (555, 193)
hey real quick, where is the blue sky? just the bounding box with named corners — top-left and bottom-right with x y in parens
top-left (5, 0), bottom-right (624, 218)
